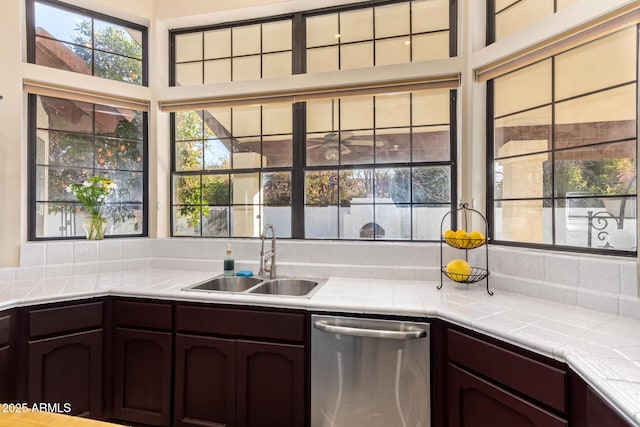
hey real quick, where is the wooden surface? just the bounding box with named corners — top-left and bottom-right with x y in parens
top-left (0, 410), bottom-right (121, 426)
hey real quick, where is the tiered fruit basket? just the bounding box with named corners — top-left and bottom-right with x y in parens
top-left (439, 203), bottom-right (492, 295)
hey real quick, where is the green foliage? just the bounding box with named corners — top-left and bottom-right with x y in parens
top-left (68, 176), bottom-right (116, 218)
top-left (552, 158), bottom-right (636, 201)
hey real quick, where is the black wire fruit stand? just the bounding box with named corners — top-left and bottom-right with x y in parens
top-left (438, 203), bottom-right (492, 295)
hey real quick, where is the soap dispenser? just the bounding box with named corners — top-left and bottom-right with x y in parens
top-left (223, 244), bottom-right (235, 276)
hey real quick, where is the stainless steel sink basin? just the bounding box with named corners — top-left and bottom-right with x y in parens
top-left (249, 278), bottom-right (327, 297)
top-left (186, 276), bottom-right (263, 293)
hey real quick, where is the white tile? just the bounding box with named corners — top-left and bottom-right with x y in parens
top-left (514, 251), bottom-right (545, 281)
top-left (544, 254), bottom-right (580, 286)
top-left (45, 264), bottom-right (74, 278)
top-left (414, 243), bottom-right (439, 268)
top-left (98, 260), bottom-right (124, 273)
top-left (580, 257), bottom-right (621, 293)
top-left (73, 263), bottom-right (98, 276)
top-left (46, 242), bottom-right (74, 264)
top-left (122, 239), bottom-right (152, 259)
top-left (620, 261), bottom-right (638, 298)
top-left (577, 289), bottom-right (620, 315)
top-left (123, 258), bottom-right (152, 271)
top-left (0, 268), bottom-right (15, 282)
top-left (488, 246), bottom-right (519, 277)
top-left (98, 240), bottom-right (123, 261)
top-left (619, 298), bottom-right (640, 321)
top-left (541, 283), bottom-right (578, 306)
top-left (15, 266), bottom-right (45, 281)
top-left (20, 243), bottom-right (46, 266)
top-left (74, 241), bottom-right (98, 262)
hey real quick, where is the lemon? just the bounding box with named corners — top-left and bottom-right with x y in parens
top-left (453, 229), bottom-right (468, 248)
top-left (468, 231), bottom-right (485, 248)
top-left (446, 259), bottom-right (472, 282)
top-left (443, 229), bottom-right (455, 239)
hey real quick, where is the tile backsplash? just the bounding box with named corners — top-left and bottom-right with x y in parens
top-left (10, 238), bottom-right (640, 320)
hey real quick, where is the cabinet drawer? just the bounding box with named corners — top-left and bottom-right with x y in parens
top-left (447, 328), bottom-right (567, 413)
top-left (0, 313), bottom-right (11, 347)
top-left (115, 300), bottom-right (172, 330)
top-left (176, 305), bottom-right (305, 343)
top-left (29, 302), bottom-right (103, 338)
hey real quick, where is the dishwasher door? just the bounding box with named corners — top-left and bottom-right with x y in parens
top-left (311, 314), bottom-right (430, 427)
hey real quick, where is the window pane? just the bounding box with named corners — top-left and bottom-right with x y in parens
top-left (232, 55), bottom-right (261, 81)
top-left (38, 131), bottom-right (93, 168)
top-left (306, 14), bottom-right (339, 48)
top-left (555, 85), bottom-right (636, 145)
top-left (340, 130), bottom-right (375, 165)
top-left (412, 0), bottom-right (449, 33)
top-left (176, 111), bottom-right (204, 140)
top-left (95, 138), bottom-right (143, 171)
top-left (554, 143), bottom-right (636, 198)
top-left (173, 175), bottom-right (201, 205)
top-left (173, 205), bottom-right (201, 236)
top-left (264, 172), bottom-right (291, 205)
top-left (305, 171), bottom-right (338, 205)
top-left (495, 153), bottom-right (551, 200)
top-left (176, 62), bottom-right (203, 86)
top-left (375, 168), bottom-right (410, 203)
top-left (376, 3), bottom-right (410, 38)
top-left (340, 204), bottom-right (373, 239)
top-left (413, 126), bottom-right (450, 162)
top-left (494, 200), bottom-right (552, 244)
top-left (232, 106), bottom-right (261, 137)
top-left (375, 37), bottom-right (411, 66)
top-left (37, 97), bottom-right (93, 133)
top-left (232, 173), bottom-right (260, 205)
top-left (494, 60), bottom-right (552, 117)
top-left (494, 107), bottom-right (551, 158)
top-left (263, 207), bottom-right (292, 238)
top-left (375, 128), bottom-right (411, 164)
top-left (305, 206), bottom-right (338, 238)
top-left (176, 32), bottom-right (203, 62)
top-left (340, 96), bottom-right (373, 130)
top-left (203, 174), bottom-right (230, 205)
top-left (204, 29), bottom-right (231, 59)
top-left (37, 166), bottom-right (90, 202)
top-left (340, 169), bottom-right (372, 204)
top-left (262, 52), bottom-right (291, 79)
top-left (176, 141), bottom-right (202, 171)
top-left (94, 20), bottom-right (142, 59)
top-left (495, 0), bottom-right (553, 41)
top-left (262, 20), bottom-right (292, 52)
top-left (411, 32), bottom-right (450, 61)
top-left (376, 93), bottom-right (411, 128)
top-left (262, 103), bottom-right (292, 135)
top-left (413, 204), bottom-right (451, 240)
top-left (204, 59), bottom-right (231, 84)
top-left (231, 206), bottom-right (261, 237)
top-left (204, 138), bottom-right (231, 170)
top-left (205, 108), bottom-right (232, 138)
top-left (412, 89), bottom-right (450, 126)
top-left (35, 202), bottom-right (83, 238)
top-left (232, 24), bottom-right (261, 56)
top-left (233, 140), bottom-right (262, 169)
top-left (263, 135), bottom-right (292, 167)
top-left (375, 204), bottom-right (411, 239)
top-left (203, 206), bottom-right (229, 237)
top-left (412, 166), bottom-right (450, 204)
top-left (341, 42), bottom-right (374, 70)
top-left (339, 8), bottom-right (373, 43)
top-left (555, 28), bottom-right (636, 101)
top-left (307, 46), bottom-right (339, 73)
top-left (34, 38), bottom-right (92, 76)
top-left (306, 133), bottom-right (340, 167)
top-left (94, 51), bottom-right (142, 84)
top-left (35, 2), bottom-right (88, 44)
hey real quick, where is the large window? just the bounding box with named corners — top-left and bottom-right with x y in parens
top-left (29, 95), bottom-right (147, 239)
top-left (489, 26), bottom-right (638, 253)
top-left (27, 0), bottom-right (147, 85)
top-left (169, 0), bottom-right (458, 240)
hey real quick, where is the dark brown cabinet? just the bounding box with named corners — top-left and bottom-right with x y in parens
top-left (24, 301), bottom-right (104, 418)
top-left (112, 300), bottom-right (173, 426)
top-left (0, 311), bottom-right (15, 404)
top-left (448, 363), bottom-right (567, 427)
top-left (174, 304), bottom-right (307, 427)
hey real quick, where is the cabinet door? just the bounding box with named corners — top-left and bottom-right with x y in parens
top-left (448, 364), bottom-right (567, 427)
top-left (27, 329), bottom-right (103, 418)
top-left (174, 334), bottom-right (237, 427)
top-left (0, 312), bottom-right (13, 404)
top-left (113, 328), bottom-right (172, 426)
top-left (237, 340), bottom-right (305, 427)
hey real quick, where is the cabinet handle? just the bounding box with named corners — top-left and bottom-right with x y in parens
top-left (313, 320), bottom-right (427, 340)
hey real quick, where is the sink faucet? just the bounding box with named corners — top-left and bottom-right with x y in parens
top-left (259, 224), bottom-right (276, 279)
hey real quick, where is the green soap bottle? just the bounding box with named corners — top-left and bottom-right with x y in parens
top-left (223, 244), bottom-right (235, 276)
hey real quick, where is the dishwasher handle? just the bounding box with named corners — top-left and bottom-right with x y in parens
top-left (313, 320), bottom-right (427, 340)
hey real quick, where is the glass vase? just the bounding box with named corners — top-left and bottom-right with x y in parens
top-left (82, 215), bottom-right (108, 240)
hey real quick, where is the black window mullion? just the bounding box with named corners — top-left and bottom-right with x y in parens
top-left (291, 102), bottom-right (306, 239)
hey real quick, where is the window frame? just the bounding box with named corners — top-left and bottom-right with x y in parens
top-left (26, 0), bottom-right (149, 86)
top-left (27, 94), bottom-right (149, 241)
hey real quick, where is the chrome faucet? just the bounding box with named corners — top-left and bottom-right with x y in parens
top-left (259, 224), bottom-right (276, 279)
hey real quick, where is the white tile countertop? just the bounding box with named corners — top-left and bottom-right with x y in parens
top-left (1, 268), bottom-right (639, 426)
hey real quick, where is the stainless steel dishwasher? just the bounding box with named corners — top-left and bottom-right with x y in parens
top-left (311, 314), bottom-right (430, 427)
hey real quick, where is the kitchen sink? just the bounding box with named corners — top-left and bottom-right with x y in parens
top-left (186, 276), bottom-right (263, 293)
top-left (249, 278), bottom-right (327, 297)
top-left (182, 275), bottom-right (326, 297)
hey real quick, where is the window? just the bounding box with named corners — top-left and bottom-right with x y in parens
top-left (306, 0), bottom-right (453, 73)
top-left (169, 0), bottom-right (458, 240)
top-left (172, 18), bottom-right (293, 86)
top-left (27, 0), bottom-right (147, 85)
top-left (488, 0), bottom-right (580, 43)
top-left (488, 26), bottom-right (637, 253)
top-left (172, 104), bottom-right (293, 237)
top-left (29, 94), bottom-right (147, 239)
